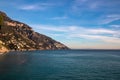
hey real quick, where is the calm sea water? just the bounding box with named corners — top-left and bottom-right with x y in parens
top-left (0, 50), bottom-right (120, 80)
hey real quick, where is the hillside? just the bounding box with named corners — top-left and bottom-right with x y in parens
top-left (0, 11), bottom-right (69, 53)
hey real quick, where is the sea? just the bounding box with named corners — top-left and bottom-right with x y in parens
top-left (0, 50), bottom-right (120, 80)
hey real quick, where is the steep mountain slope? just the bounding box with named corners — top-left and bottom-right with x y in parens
top-left (0, 11), bottom-right (69, 52)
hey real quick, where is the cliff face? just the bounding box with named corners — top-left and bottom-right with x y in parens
top-left (0, 11), bottom-right (69, 52)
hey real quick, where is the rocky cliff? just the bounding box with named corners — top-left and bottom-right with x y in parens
top-left (0, 11), bottom-right (69, 52)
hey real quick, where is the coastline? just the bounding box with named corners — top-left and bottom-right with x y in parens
top-left (1, 48), bottom-right (120, 54)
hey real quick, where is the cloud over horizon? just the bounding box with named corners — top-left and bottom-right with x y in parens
top-left (31, 24), bottom-right (120, 44)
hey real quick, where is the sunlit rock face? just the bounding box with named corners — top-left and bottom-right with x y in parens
top-left (0, 40), bottom-right (8, 53)
top-left (4, 21), bottom-right (24, 27)
top-left (0, 11), bottom-right (69, 52)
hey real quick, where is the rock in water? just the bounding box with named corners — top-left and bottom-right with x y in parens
top-left (0, 11), bottom-right (69, 51)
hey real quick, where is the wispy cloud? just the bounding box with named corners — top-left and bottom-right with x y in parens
top-left (50, 16), bottom-right (67, 20)
top-left (101, 14), bottom-right (120, 24)
top-left (31, 24), bottom-right (76, 32)
top-left (71, 34), bottom-right (120, 43)
top-left (20, 5), bottom-right (42, 10)
top-left (89, 1), bottom-right (100, 9)
top-left (110, 25), bottom-right (120, 28)
top-left (31, 24), bottom-right (120, 44)
top-left (72, 0), bottom-right (101, 12)
top-left (75, 0), bottom-right (88, 3)
top-left (19, 3), bottom-right (55, 10)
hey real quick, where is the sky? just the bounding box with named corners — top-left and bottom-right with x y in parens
top-left (0, 0), bottom-right (120, 49)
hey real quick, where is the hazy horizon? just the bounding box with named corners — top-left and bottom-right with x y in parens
top-left (0, 0), bottom-right (120, 49)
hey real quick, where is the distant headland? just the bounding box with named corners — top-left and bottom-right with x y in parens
top-left (0, 11), bottom-right (69, 53)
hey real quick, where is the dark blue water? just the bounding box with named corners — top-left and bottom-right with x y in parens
top-left (0, 50), bottom-right (120, 80)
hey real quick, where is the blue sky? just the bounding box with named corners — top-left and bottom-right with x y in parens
top-left (0, 0), bottom-right (120, 49)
